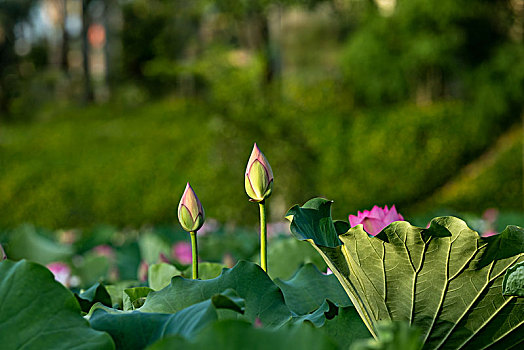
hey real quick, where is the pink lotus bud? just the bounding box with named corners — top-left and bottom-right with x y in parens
top-left (178, 183), bottom-right (205, 232)
top-left (46, 262), bottom-right (71, 287)
top-left (172, 241), bottom-right (193, 264)
top-left (245, 143), bottom-right (273, 202)
top-left (254, 317), bottom-right (263, 328)
top-left (349, 205), bottom-right (404, 236)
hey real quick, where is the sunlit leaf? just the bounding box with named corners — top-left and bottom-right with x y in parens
top-left (287, 198), bottom-right (524, 349)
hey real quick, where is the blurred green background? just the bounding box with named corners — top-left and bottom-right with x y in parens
top-left (0, 0), bottom-right (523, 230)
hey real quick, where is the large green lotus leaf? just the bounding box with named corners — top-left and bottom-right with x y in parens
top-left (0, 260), bottom-right (114, 350)
top-left (286, 198), bottom-right (342, 248)
top-left (123, 286), bottom-right (154, 311)
top-left (183, 262), bottom-right (227, 280)
top-left (321, 306), bottom-right (372, 349)
top-left (5, 225), bottom-right (72, 264)
top-left (138, 232), bottom-right (171, 265)
top-left (147, 319), bottom-right (338, 350)
top-left (139, 260), bottom-right (292, 327)
top-left (265, 237), bottom-right (327, 280)
top-left (274, 263), bottom-right (351, 315)
top-left (503, 261), bottom-right (524, 297)
top-left (148, 262), bottom-right (182, 291)
top-left (287, 198), bottom-right (524, 349)
top-left (75, 253), bottom-right (111, 287)
top-left (105, 280), bottom-right (139, 309)
top-left (350, 322), bottom-right (422, 350)
top-left (290, 299), bottom-right (338, 327)
top-left (90, 289), bottom-right (244, 350)
top-left (75, 282), bottom-right (113, 313)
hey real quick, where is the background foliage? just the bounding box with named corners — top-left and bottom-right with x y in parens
top-left (0, 0), bottom-right (523, 229)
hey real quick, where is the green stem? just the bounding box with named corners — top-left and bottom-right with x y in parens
top-left (259, 201), bottom-right (267, 273)
top-left (190, 231), bottom-right (198, 279)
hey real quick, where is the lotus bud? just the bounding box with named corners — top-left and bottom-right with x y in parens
top-left (245, 143), bottom-right (274, 202)
top-left (178, 183), bottom-right (205, 232)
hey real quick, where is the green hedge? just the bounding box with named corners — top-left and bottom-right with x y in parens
top-left (0, 92), bottom-right (521, 229)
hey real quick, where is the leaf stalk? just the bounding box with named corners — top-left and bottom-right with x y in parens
top-left (190, 231), bottom-right (198, 279)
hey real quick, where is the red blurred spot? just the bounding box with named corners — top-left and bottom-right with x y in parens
top-left (88, 23), bottom-right (106, 49)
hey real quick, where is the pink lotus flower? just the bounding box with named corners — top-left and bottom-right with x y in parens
top-left (481, 208), bottom-right (499, 237)
top-left (482, 230), bottom-right (498, 237)
top-left (349, 205), bottom-right (404, 236)
top-left (172, 241), bottom-right (193, 265)
top-left (322, 268), bottom-right (333, 275)
top-left (245, 143), bottom-right (273, 202)
top-left (178, 183), bottom-right (205, 232)
top-left (47, 262), bottom-right (71, 287)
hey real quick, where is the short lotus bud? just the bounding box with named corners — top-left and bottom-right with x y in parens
top-left (245, 143), bottom-right (273, 202)
top-left (178, 183), bottom-right (205, 232)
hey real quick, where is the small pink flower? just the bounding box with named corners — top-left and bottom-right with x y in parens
top-left (172, 241), bottom-right (193, 265)
top-left (47, 262), bottom-right (71, 287)
top-left (253, 317), bottom-right (263, 328)
top-left (92, 245), bottom-right (115, 260)
top-left (349, 205), bottom-right (404, 236)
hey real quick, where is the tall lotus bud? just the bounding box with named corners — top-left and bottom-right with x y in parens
top-left (245, 143), bottom-right (274, 202)
top-left (178, 183), bottom-right (205, 232)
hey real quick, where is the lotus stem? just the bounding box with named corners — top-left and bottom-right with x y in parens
top-left (259, 201), bottom-right (268, 273)
top-left (190, 231), bottom-right (198, 279)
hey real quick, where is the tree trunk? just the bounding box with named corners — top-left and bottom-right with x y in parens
top-left (60, 0), bottom-right (69, 74)
top-left (82, 0), bottom-right (94, 102)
